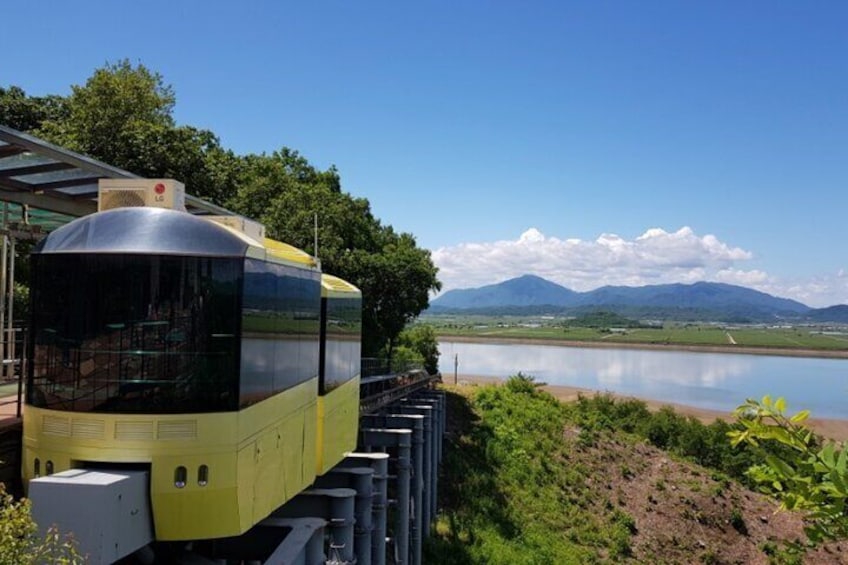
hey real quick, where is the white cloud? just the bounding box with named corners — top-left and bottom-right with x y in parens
top-left (431, 227), bottom-right (847, 307)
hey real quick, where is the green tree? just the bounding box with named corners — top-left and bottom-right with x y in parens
top-left (0, 86), bottom-right (68, 132)
top-left (228, 149), bottom-right (343, 224)
top-left (35, 60), bottom-right (236, 205)
top-left (38, 59), bottom-right (175, 153)
top-left (729, 396), bottom-right (848, 543)
top-left (338, 231), bottom-right (440, 357)
top-left (396, 324), bottom-right (440, 374)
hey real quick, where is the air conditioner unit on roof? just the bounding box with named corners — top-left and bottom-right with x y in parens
top-left (98, 179), bottom-right (186, 212)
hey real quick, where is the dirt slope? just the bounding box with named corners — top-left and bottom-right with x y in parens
top-left (568, 427), bottom-right (846, 564)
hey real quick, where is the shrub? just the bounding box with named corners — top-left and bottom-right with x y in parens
top-left (0, 483), bottom-right (83, 563)
top-left (505, 372), bottom-right (544, 394)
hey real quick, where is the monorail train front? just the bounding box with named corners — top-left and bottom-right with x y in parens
top-left (22, 205), bottom-right (325, 540)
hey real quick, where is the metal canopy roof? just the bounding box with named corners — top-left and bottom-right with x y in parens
top-left (0, 125), bottom-right (233, 225)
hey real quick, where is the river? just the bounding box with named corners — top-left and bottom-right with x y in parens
top-left (438, 340), bottom-right (848, 419)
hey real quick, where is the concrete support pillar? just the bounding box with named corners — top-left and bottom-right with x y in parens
top-left (402, 395), bottom-right (446, 520)
top-left (363, 414), bottom-right (424, 565)
top-left (413, 391), bottom-right (446, 465)
top-left (358, 428), bottom-right (412, 565)
top-left (316, 467), bottom-right (374, 565)
top-left (394, 404), bottom-right (434, 537)
top-left (272, 488), bottom-right (357, 564)
top-left (340, 453), bottom-right (389, 565)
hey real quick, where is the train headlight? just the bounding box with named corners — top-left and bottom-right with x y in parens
top-left (198, 465), bottom-right (209, 487)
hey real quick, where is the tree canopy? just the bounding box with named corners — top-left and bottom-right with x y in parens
top-left (1, 60), bottom-right (440, 356)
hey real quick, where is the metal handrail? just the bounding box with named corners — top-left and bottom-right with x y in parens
top-left (359, 370), bottom-right (437, 415)
top-left (0, 325), bottom-right (25, 419)
top-left (361, 357), bottom-right (424, 378)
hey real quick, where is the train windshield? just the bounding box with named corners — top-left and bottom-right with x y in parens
top-left (27, 254), bottom-right (242, 413)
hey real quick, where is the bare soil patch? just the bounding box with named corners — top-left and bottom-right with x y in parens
top-left (570, 429), bottom-right (846, 563)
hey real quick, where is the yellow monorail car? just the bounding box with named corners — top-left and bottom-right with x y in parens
top-left (22, 205), bottom-right (362, 541)
top-left (316, 274), bottom-right (362, 475)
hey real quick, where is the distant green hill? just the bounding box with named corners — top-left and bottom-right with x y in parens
top-left (430, 276), bottom-right (816, 322)
top-left (804, 304), bottom-right (848, 323)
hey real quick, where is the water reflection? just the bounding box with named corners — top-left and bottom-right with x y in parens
top-left (439, 341), bottom-right (848, 419)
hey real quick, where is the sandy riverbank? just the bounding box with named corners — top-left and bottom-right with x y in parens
top-left (440, 334), bottom-right (848, 359)
top-left (449, 373), bottom-right (848, 442)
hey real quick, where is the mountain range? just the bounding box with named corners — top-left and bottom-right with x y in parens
top-left (429, 275), bottom-right (848, 323)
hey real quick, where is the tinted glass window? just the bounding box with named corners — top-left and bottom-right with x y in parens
top-left (240, 259), bottom-right (320, 407)
top-left (28, 254), bottom-right (241, 413)
top-left (321, 295), bottom-right (362, 393)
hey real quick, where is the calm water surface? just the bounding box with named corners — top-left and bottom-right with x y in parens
top-left (438, 340), bottom-right (848, 419)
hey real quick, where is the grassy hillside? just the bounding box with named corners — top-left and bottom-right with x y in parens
top-left (426, 379), bottom-right (843, 564)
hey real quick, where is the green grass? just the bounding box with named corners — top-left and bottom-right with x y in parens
top-left (426, 377), bottom-right (638, 563)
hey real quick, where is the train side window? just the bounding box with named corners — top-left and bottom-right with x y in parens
top-left (321, 295), bottom-right (362, 394)
top-left (240, 259), bottom-right (321, 408)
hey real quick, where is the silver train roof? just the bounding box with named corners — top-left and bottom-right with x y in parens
top-left (33, 207), bottom-right (249, 257)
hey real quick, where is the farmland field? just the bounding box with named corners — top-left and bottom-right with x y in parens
top-left (423, 314), bottom-right (848, 353)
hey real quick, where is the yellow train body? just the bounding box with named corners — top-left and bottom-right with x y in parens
top-left (315, 375), bottom-right (360, 475)
top-left (23, 378), bottom-right (318, 540)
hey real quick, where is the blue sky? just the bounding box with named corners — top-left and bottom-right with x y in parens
top-left (2, 1), bottom-right (846, 306)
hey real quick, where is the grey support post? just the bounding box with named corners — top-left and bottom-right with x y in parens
top-left (413, 391), bottom-right (446, 464)
top-left (315, 467), bottom-right (375, 565)
top-left (271, 488), bottom-right (357, 564)
top-left (394, 404), bottom-right (435, 537)
top-left (340, 453), bottom-right (390, 565)
top-left (358, 428), bottom-right (412, 565)
top-left (363, 414), bottom-right (424, 565)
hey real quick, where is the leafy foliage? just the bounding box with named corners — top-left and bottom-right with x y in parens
top-left (0, 483), bottom-right (83, 563)
top-left (504, 371), bottom-right (545, 394)
top-left (395, 324), bottom-right (440, 374)
top-left (0, 86), bottom-right (68, 132)
top-left (38, 60), bottom-right (175, 158)
top-left (729, 396), bottom-right (848, 544)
